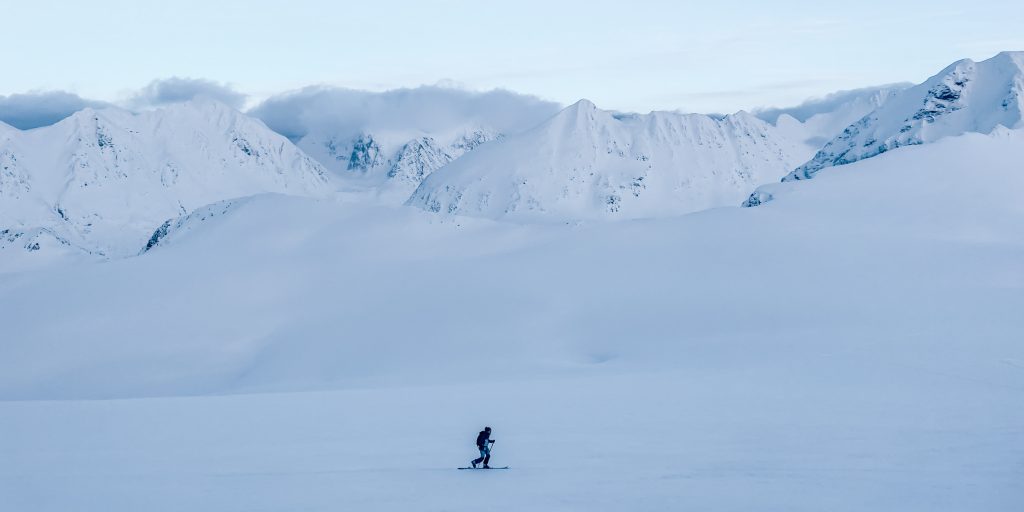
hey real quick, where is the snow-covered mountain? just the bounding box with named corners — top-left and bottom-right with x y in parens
top-left (0, 100), bottom-right (331, 257)
top-left (407, 99), bottom-right (815, 221)
top-left (247, 85), bottom-right (562, 202)
top-left (784, 51), bottom-right (1024, 182)
top-left (297, 126), bottom-right (499, 199)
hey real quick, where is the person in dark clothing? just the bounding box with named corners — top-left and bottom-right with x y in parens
top-left (471, 426), bottom-right (495, 468)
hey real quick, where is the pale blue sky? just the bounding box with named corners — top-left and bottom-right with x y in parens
top-left (3, 0), bottom-right (1022, 113)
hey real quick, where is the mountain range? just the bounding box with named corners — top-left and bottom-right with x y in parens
top-left (407, 100), bottom-right (813, 220)
top-left (1, 52), bottom-right (1021, 261)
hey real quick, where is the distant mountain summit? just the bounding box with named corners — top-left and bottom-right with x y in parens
top-left (407, 99), bottom-right (814, 220)
top-left (785, 51), bottom-right (1024, 182)
top-left (0, 100), bottom-right (331, 257)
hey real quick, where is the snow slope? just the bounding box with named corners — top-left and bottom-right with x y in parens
top-left (785, 51), bottom-right (1024, 182)
top-left (0, 100), bottom-right (331, 258)
top-left (408, 99), bottom-right (815, 221)
top-left (0, 127), bottom-right (1021, 510)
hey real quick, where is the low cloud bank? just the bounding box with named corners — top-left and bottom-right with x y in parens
top-left (0, 91), bottom-right (110, 130)
top-left (128, 77), bottom-right (247, 110)
top-left (754, 83), bottom-right (911, 123)
top-left (249, 85), bottom-right (562, 140)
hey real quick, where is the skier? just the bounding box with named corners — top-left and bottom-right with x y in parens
top-left (471, 426), bottom-right (495, 468)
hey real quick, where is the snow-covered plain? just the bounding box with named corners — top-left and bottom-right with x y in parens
top-left (1, 127), bottom-right (1022, 510)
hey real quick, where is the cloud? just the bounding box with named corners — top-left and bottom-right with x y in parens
top-left (249, 84), bottom-right (562, 141)
top-left (128, 77), bottom-right (247, 110)
top-left (0, 91), bottom-right (110, 130)
top-left (754, 83), bottom-right (913, 123)
top-left (0, 82), bottom-right (560, 138)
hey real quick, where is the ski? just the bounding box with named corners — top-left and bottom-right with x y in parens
top-left (458, 466), bottom-right (509, 470)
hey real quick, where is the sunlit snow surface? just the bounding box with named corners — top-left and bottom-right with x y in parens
top-left (1, 131), bottom-right (1022, 510)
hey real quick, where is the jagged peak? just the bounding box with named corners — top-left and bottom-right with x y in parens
top-left (44, 106), bottom-right (131, 140)
top-left (542, 98), bottom-right (618, 130)
top-left (43, 98), bottom-right (279, 145)
top-left (61, 105), bottom-right (114, 123)
top-left (941, 56), bottom-right (977, 72)
top-left (722, 110), bottom-right (762, 123)
top-left (567, 98), bottom-right (598, 112)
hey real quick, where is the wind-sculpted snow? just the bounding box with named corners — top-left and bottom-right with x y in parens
top-left (0, 100), bottom-right (331, 258)
top-left (408, 99), bottom-right (814, 221)
top-left (783, 51), bottom-right (1024, 182)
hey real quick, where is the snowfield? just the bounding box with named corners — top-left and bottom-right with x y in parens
top-left (1, 126), bottom-right (1022, 510)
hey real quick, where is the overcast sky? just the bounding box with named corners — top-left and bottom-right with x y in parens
top-left (3, 0), bottom-right (1022, 113)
